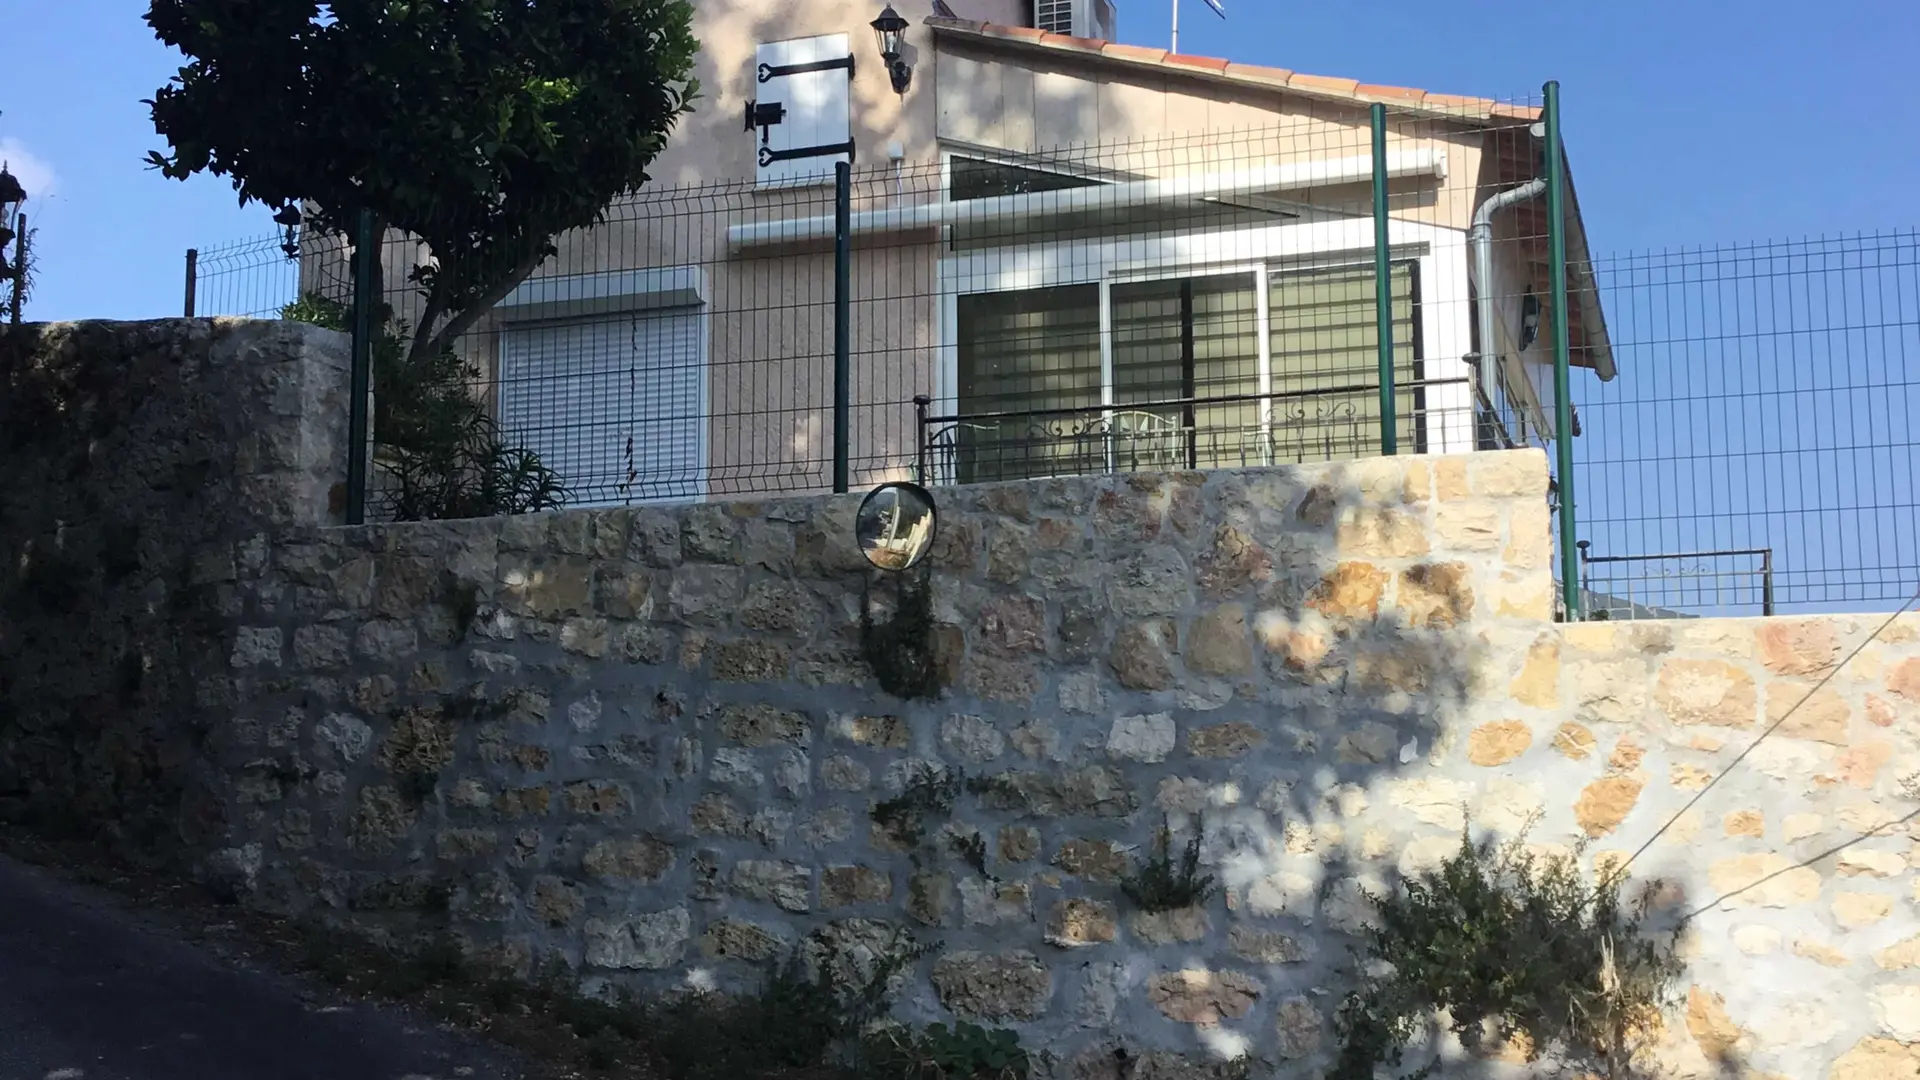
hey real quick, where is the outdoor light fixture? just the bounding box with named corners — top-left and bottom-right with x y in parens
top-left (870, 5), bottom-right (912, 94)
top-left (0, 166), bottom-right (25, 258)
top-left (275, 204), bottom-right (303, 260)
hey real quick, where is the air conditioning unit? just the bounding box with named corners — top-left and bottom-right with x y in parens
top-left (1031, 0), bottom-right (1116, 39)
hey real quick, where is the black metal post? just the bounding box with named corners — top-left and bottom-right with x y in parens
top-left (913, 394), bottom-right (931, 483)
top-left (8, 214), bottom-right (24, 326)
top-left (832, 161), bottom-right (853, 494)
top-left (346, 209), bottom-right (376, 525)
top-left (1576, 539), bottom-right (1591, 619)
top-left (1761, 549), bottom-right (1776, 616)
top-left (183, 248), bottom-right (198, 318)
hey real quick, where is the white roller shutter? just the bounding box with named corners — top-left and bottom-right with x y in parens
top-left (499, 308), bottom-right (706, 506)
top-left (751, 34), bottom-right (853, 188)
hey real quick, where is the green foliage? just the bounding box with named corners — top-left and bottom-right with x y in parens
top-left (650, 941), bottom-right (930, 1080)
top-left (281, 292), bottom-right (568, 520)
top-left (860, 1022), bottom-right (1030, 1080)
top-left (146, 0), bottom-right (698, 362)
top-left (871, 764), bottom-right (961, 850)
top-left (949, 830), bottom-right (993, 880)
top-left (1121, 820), bottom-right (1218, 914)
top-left (862, 573), bottom-right (946, 700)
top-left (1332, 830), bottom-right (1683, 1080)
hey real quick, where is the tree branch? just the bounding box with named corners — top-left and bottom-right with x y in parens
top-left (411, 243), bottom-right (552, 364)
top-left (408, 269), bottom-right (450, 365)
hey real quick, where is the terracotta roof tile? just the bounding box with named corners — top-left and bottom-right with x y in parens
top-left (1103, 42), bottom-right (1171, 64)
top-left (1223, 62), bottom-right (1293, 87)
top-left (975, 22), bottom-right (1045, 41)
top-left (930, 20), bottom-right (1528, 127)
top-left (1421, 92), bottom-right (1499, 119)
top-left (1164, 53), bottom-right (1231, 73)
top-left (1490, 101), bottom-right (1543, 120)
top-left (1356, 82), bottom-right (1428, 104)
top-left (1041, 31), bottom-right (1107, 53)
top-left (1285, 72), bottom-right (1360, 96)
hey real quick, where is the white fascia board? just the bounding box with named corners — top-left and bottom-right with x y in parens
top-left (726, 148), bottom-right (1449, 253)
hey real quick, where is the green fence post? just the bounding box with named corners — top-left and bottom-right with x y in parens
top-left (832, 161), bottom-right (853, 494)
top-left (1370, 102), bottom-right (1396, 456)
top-left (1544, 80), bottom-right (1580, 619)
top-left (346, 208), bottom-right (375, 526)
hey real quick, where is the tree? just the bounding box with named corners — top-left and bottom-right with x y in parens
top-left (145, 0), bottom-right (698, 362)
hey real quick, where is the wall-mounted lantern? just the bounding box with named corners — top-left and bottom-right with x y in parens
top-left (275, 204), bottom-right (303, 260)
top-left (0, 166), bottom-right (26, 259)
top-left (870, 5), bottom-right (913, 95)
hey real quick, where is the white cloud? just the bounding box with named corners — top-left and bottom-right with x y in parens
top-left (0, 137), bottom-right (57, 201)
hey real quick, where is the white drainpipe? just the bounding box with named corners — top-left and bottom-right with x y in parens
top-left (1468, 177), bottom-right (1546, 416)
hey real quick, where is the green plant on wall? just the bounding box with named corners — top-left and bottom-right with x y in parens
top-left (282, 293), bottom-right (569, 520)
top-left (1121, 818), bottom-right (1218, 913)
top-left (1331, 829), bottom-right (1682, 1080)
top-left (871, 762), bottom-right (961, 851)
top-left (861, 1021), bottom-right (1031, 1080)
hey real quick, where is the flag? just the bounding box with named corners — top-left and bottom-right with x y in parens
top-left (1200, 0), bottom-right (1225, 16)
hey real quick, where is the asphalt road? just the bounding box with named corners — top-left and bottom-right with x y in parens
top-left (0, 854), bottom-right (528, 1080)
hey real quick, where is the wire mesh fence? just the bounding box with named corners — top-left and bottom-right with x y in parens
top-left (186, 98), bottom-right (1920, 617)
top-left (191, 101), bottom-right (1562, 516)
top-left (1575, 231), bottom-right (1920, 619)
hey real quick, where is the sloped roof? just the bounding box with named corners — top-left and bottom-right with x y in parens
top-left (927, 18), bottom-right (1540, 124)
top-left (927, 16), bottom-right (1616, 382)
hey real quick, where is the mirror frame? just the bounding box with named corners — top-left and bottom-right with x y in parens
top-left (855, 481), bottom-right (940, 572)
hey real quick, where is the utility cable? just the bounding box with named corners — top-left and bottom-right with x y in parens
top-left (1602, 583), bottom-right (1920, 889)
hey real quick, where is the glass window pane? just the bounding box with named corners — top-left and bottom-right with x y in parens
top-left (954, 284), bottom-right (1102, 482)
top-left (950, 156), bottom-right (1103, 202)
top-left (1268, 261), bottom-right (1418, 462)
top-left (1111, 273), bottom-right (1261, 469)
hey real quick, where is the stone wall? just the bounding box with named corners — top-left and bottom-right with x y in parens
top-left (199, 448), bottom-right (1555, 1071)
top-left (0, 319), bottom-right (348, 856)
top-left (6, 320), bottom-right (1920, 1079)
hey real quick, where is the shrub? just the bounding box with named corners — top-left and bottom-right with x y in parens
top-left (1332, 830), bottom-right (1682, 1080)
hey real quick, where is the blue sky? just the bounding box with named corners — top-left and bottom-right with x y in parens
top-left (4, 0), bottom-right (1918, 322)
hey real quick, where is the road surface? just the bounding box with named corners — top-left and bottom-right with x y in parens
top-left (0, 853), bottom-right (527, 1080)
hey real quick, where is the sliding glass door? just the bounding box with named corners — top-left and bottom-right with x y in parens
top-left (949, 260), bottom-right (1420, 483)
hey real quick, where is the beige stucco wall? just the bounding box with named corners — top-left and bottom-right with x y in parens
top-left (301, 7), bottom-right (1539, 502)
top-left (932, 37), bottom-right (1491, 233)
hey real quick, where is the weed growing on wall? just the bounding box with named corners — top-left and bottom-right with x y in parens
top-left (1331, 830), bottom-right (1682, 1080)
top-left (1120, 819), bottom-right (1218, 913)
top-left (871, 763), bottom-right (961, 850)
top-left (860, 1021), bottom-right (1030, 1080)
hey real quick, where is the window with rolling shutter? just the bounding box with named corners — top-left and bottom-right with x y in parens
top-left (1267, 261), bottom-right (1418, 462)
top-left (954, 284), bottom-right (1102, 483)
top-left (1111, 272), bottom-right (1263, 470)
top-left (498, 308), bottom-right (706, 506)
top-left (950, 262), bottom-right (1420, 480)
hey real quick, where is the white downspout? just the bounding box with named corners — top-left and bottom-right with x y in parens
top-left (1469, 177), bottom-right (1546, 420)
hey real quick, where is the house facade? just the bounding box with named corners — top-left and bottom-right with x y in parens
top-left (325, 1), bottom-right (1617, 506)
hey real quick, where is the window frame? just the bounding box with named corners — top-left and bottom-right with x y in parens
top-left (932, 213), bottom-right (1473, 485)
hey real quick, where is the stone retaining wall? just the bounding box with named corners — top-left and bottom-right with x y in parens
top-left (5, 320), bottom-right (1920, 1079)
